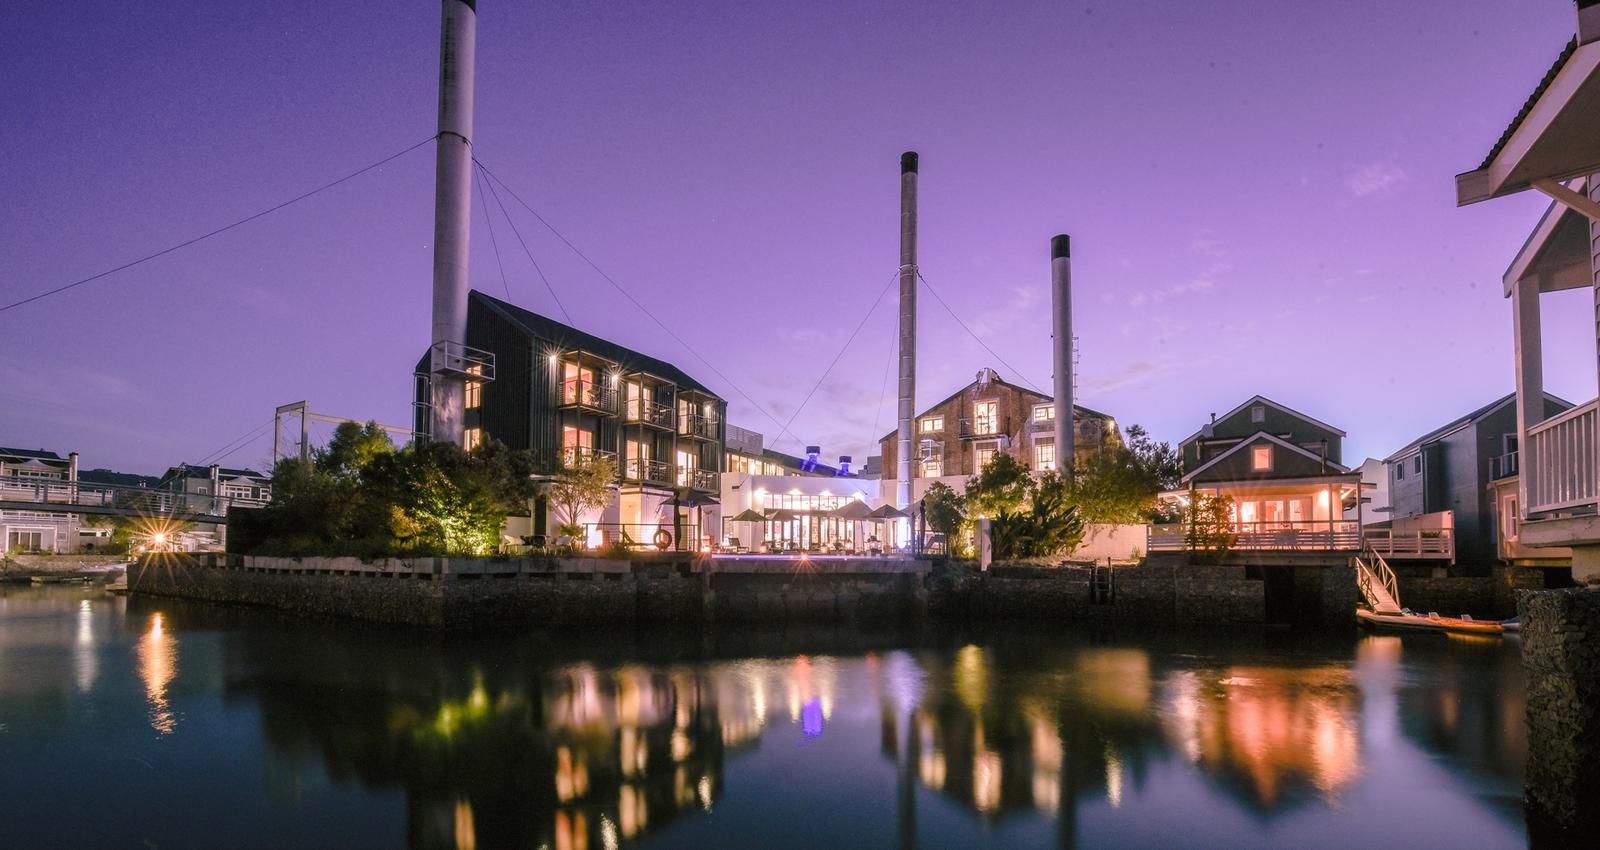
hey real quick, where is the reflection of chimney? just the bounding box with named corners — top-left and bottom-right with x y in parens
top-left (895, 151), bottom-right (919, 509)
top-left (838, 456), bottom-right (853, 476)
top-left (1051, 235), bottom-right (1074, 477)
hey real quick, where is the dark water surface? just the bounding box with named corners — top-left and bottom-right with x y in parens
top-left (0, 584), bottom-right (1530, 849)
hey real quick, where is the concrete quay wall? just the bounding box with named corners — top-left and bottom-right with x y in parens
top-left (126, 554), bottom-right (929, 628)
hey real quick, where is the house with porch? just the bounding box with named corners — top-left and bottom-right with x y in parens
top-left (1, 446), bottom-right (81, 553)
top-left (1455, 2), bottom-right (1600, 581)
top-left (1384, 392), bottom-right (1572, 570)
top-left (413, 291), bottom-right (727, 550)
top-left (1153, 397), bottom-right (1367, 553)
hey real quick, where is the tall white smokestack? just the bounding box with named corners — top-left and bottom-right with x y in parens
top-left (896, 152), bottom-right (919, 514)
top-left (1051, 234), bottom-right (1074, 479)
top-left (428, 0), bottom-right (478, 445)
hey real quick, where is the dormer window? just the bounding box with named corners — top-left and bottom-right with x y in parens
top-left (1251, 445), bottom-right (1272, 471)
top-left (1250, 405), bottom-right (1266, 424)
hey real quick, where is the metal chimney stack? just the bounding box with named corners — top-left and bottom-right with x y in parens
top-left (428, 0), bottom-right (478, 445)
top-left (1051, 234), bottom-right (1075, 479)
top-left (896, 152), bottom-right (919, 514)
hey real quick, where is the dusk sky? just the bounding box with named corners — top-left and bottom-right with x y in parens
top-left (3, 0), bottom-right (1595, 475)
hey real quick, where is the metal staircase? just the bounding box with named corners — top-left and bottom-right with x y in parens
top-left (1353, 545), bottom-right (1402, 615)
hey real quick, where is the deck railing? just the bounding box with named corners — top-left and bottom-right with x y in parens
top-left (623, 458), bottom-right (673, 485)
top-left (624, 397), bottom-right (675, 429)
top-left (1148, 520), bottom-right (1361, 553)
top-left (1489, 450), bottom-right (1519, 480)
top-left (560, 379), bottom-right (618, 414)
top-left (1364, 528), bottom-right (1454, 560)
top-left (1525, 398), bottom-right (1598, 514)
top-left (678, 413), bottom-right (718, 440)
top-left (559, 446), bottom-right (617, 467)
top-left (0, 480), bottom-right (247, 518)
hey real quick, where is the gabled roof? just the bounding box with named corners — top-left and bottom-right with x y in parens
top-left (1477, 38), bottom-right (1579, 172)
top-left (876, 371), bottom-right (1113, 442)
top-left (1178, 395), bottom-right (1346, 448)
top-left (1501, 175), bottom-right (1593, 297)
top-left (1382, 391), bottom-right (1574, 462)
top-left (0, 447), bottom-right (66, 462)
top-left (161, 464), bottom-right (270, 483)
top-left (1180, 431), bottom-right (1349, 484)
top-left (471, 291), bottom-right (721, 398)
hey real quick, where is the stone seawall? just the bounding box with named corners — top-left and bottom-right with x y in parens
top-left (126, 554), bottom-right (929, 628)
top-left (929, 558), bottom-right (1267, 625)
top-left (1520, 588), bottom-right (1600, 843)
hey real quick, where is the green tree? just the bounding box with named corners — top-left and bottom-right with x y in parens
top-left (921, 481), bottom-right (968, 555)
top-left (989, 485), bottom-right (1085, 560)
top-left (965, 452), bottom-right (1034, 518)
top-left (317, 421), bottom-right (395, 481)
top-left (1183, 492), bottom-right (1236, 563)
top-left (1065, 424), bottom-right (1182, 524)
top-left (546, 452), bottom-right (618, 539)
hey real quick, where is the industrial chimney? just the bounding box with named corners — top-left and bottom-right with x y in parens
top-left (427, 0), bottom-right (478, 445)
top-left (1050, 234), bottom-right (1074, 478)
top-left (896, 152), bottom-right (919, 516)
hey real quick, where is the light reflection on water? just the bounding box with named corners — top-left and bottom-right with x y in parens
top-left (0, 586), bottom-right (1531, 849)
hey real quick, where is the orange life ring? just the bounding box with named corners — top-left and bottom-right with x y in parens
top-left (653, 529), bottom-right (673, 551)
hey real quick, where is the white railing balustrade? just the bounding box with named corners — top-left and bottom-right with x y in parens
top-left (1525, 398), bottom-right (1598, 514)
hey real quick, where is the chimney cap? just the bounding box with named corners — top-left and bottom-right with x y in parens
top-left (805, 445), bottom-right (821, 456)
top-left (1051, 234), bottom-right (1071, 259)
top-left (900, 151), bottom-right (919, 174)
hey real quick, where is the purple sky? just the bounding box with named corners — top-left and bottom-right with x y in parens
top-left (2, 0), bottom-right (1595, 475)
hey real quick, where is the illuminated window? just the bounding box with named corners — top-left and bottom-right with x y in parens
top-left (1033, 405), bottom-right (1054, 422)
top-left (920, 416), bottom-right (943, 433)
top-left (1250, 405), bottom-right (1266, 423)
top-left (975, 442), bottom-right (998, 471)
top-left (1034, 440), bottom-right (1056, 471)
top-left (923, 458), bottom-right (942, 478)
top-left (974, 401), bottom-right (998, 434)
top-left (464, 427), bottom-right (481, 451)
top-left (1251, 445), bottom-right (1271, 471)
top-left (465, 364), bottom-right (482, 409)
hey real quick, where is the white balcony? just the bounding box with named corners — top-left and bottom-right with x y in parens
top-left (1525, 398), bottom-right (1599, 515)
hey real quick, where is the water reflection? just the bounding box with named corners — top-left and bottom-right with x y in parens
top-left (136, 611), bottom-right (177, 734)
top-left (0, 589), bottom-right (1538, 849)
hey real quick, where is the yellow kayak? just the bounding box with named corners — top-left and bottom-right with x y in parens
top-left (1356, 608), bottom-right (1505, 635)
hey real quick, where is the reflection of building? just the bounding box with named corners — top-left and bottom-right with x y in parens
top-left (875, 367), bottom-right (1120, 504)
top-left (1160, 665), bottom-right (1361, 808)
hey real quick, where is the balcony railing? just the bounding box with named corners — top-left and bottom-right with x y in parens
top-left (560, 379), bottom-right (618, 414)
top-left (1364, 528), bottom-right (1454, 560)
top-left (625, 398), bottom-right (675, 429)
top-left (960, 416), bottom-right (1009, 439)
top-left (624, 458), bottom-right (673, 485)
top-left (1148, 520), bottom-right (1362, 553)
top-left (1490, 450), bottom-right (1519, 480)
top-left (559, 446), bottom-right (617, 468)
top-left (676, 468), bottom-right (718, 491)
top-left (679, 414), bottom-right (718, 440)
top-left (1525, 398), bottom-right (1598, 515)
top-left (429, 340), bottom-right (496, 382)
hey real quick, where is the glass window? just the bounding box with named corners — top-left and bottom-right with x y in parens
top-left (974, 401), bottom-right (998, 435)
top-left (1034, 405), bottom-right (1054, 421)
top-left (923, 458), bottom-right (942, 477)
top-left (464, 427), bottom-right (481, 451)
top-left (920, 416), bottom-right (943, 433)
top-left (464, 364), bottom-right (483, 409)
top-left (1034, 441), bottom-right (1056, 471)
top-left (1251, 445), bottom-right (1271, 471)
top-left (1395, 463), bottom-right (1405, 481)
top-left (975, 442), bottom-right (998, 471)
top-left (1413, 456), bottom-right (1422, 474)
top-left (1251, 405), bottom-right (1266, 423)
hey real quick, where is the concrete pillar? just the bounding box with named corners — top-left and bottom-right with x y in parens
top-left (1512, 275), bottom-right (1543, 518)
top-left (895, 152), bottom-right (919, 518)
top-left (1051, 235), bottom-right (1074, 478)
top-left (428, 0), bottom-right (478, 446)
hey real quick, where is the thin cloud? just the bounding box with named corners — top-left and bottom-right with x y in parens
top-left (1345, 160), bottom-right (1409, 197)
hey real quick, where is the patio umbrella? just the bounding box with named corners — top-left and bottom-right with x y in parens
top-left (828, 500), bottom-right (875, 519)
top-left (728, 508), bottom-right (768, 523)
top-left (765, 509), bottom-right (801, 522)
top-left (867, 504), bottom-right (909, 519)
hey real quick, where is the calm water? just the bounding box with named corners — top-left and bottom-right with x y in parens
top-left (0, 584), bottom-right (1530, 850)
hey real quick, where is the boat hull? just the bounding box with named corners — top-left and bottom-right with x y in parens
top-left (1356, 608), bottom-right (1504, 635)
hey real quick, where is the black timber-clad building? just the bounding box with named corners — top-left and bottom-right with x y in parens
top-left (413, 291), bottom-right (727, 543)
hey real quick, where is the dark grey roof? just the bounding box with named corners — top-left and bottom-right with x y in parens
top-left (77, 468), bottom-right (161, 488)
top-left (1383, 392), bottom-right (1574, 462)
top-left (471, 291), bottom-right (722, 398)
top-left (161, 464), bottom-right (270, 483)
top-left (1478, 38), bottom-right (1578, 170)
top-left (0, 447), bottom-right (65, 462)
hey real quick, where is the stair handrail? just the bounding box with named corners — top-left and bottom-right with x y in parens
top-left (1362, 543), bottom-right (1400, 608)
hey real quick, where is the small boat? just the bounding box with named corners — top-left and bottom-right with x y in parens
top-left (1499, 617), bottom-right (1521, 633)
top-left (1356, 607), bottom-right (1505, 636)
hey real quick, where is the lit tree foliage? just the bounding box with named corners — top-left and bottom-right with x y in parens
top-left (546, 452), bottom-right (618, 538)
top-left (964, 452), bottom-right (1035, 519)
top-left (1183, 493), bottom-right (1236, 563)
top-left (1065, 424), bottom-right (1182, 524)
